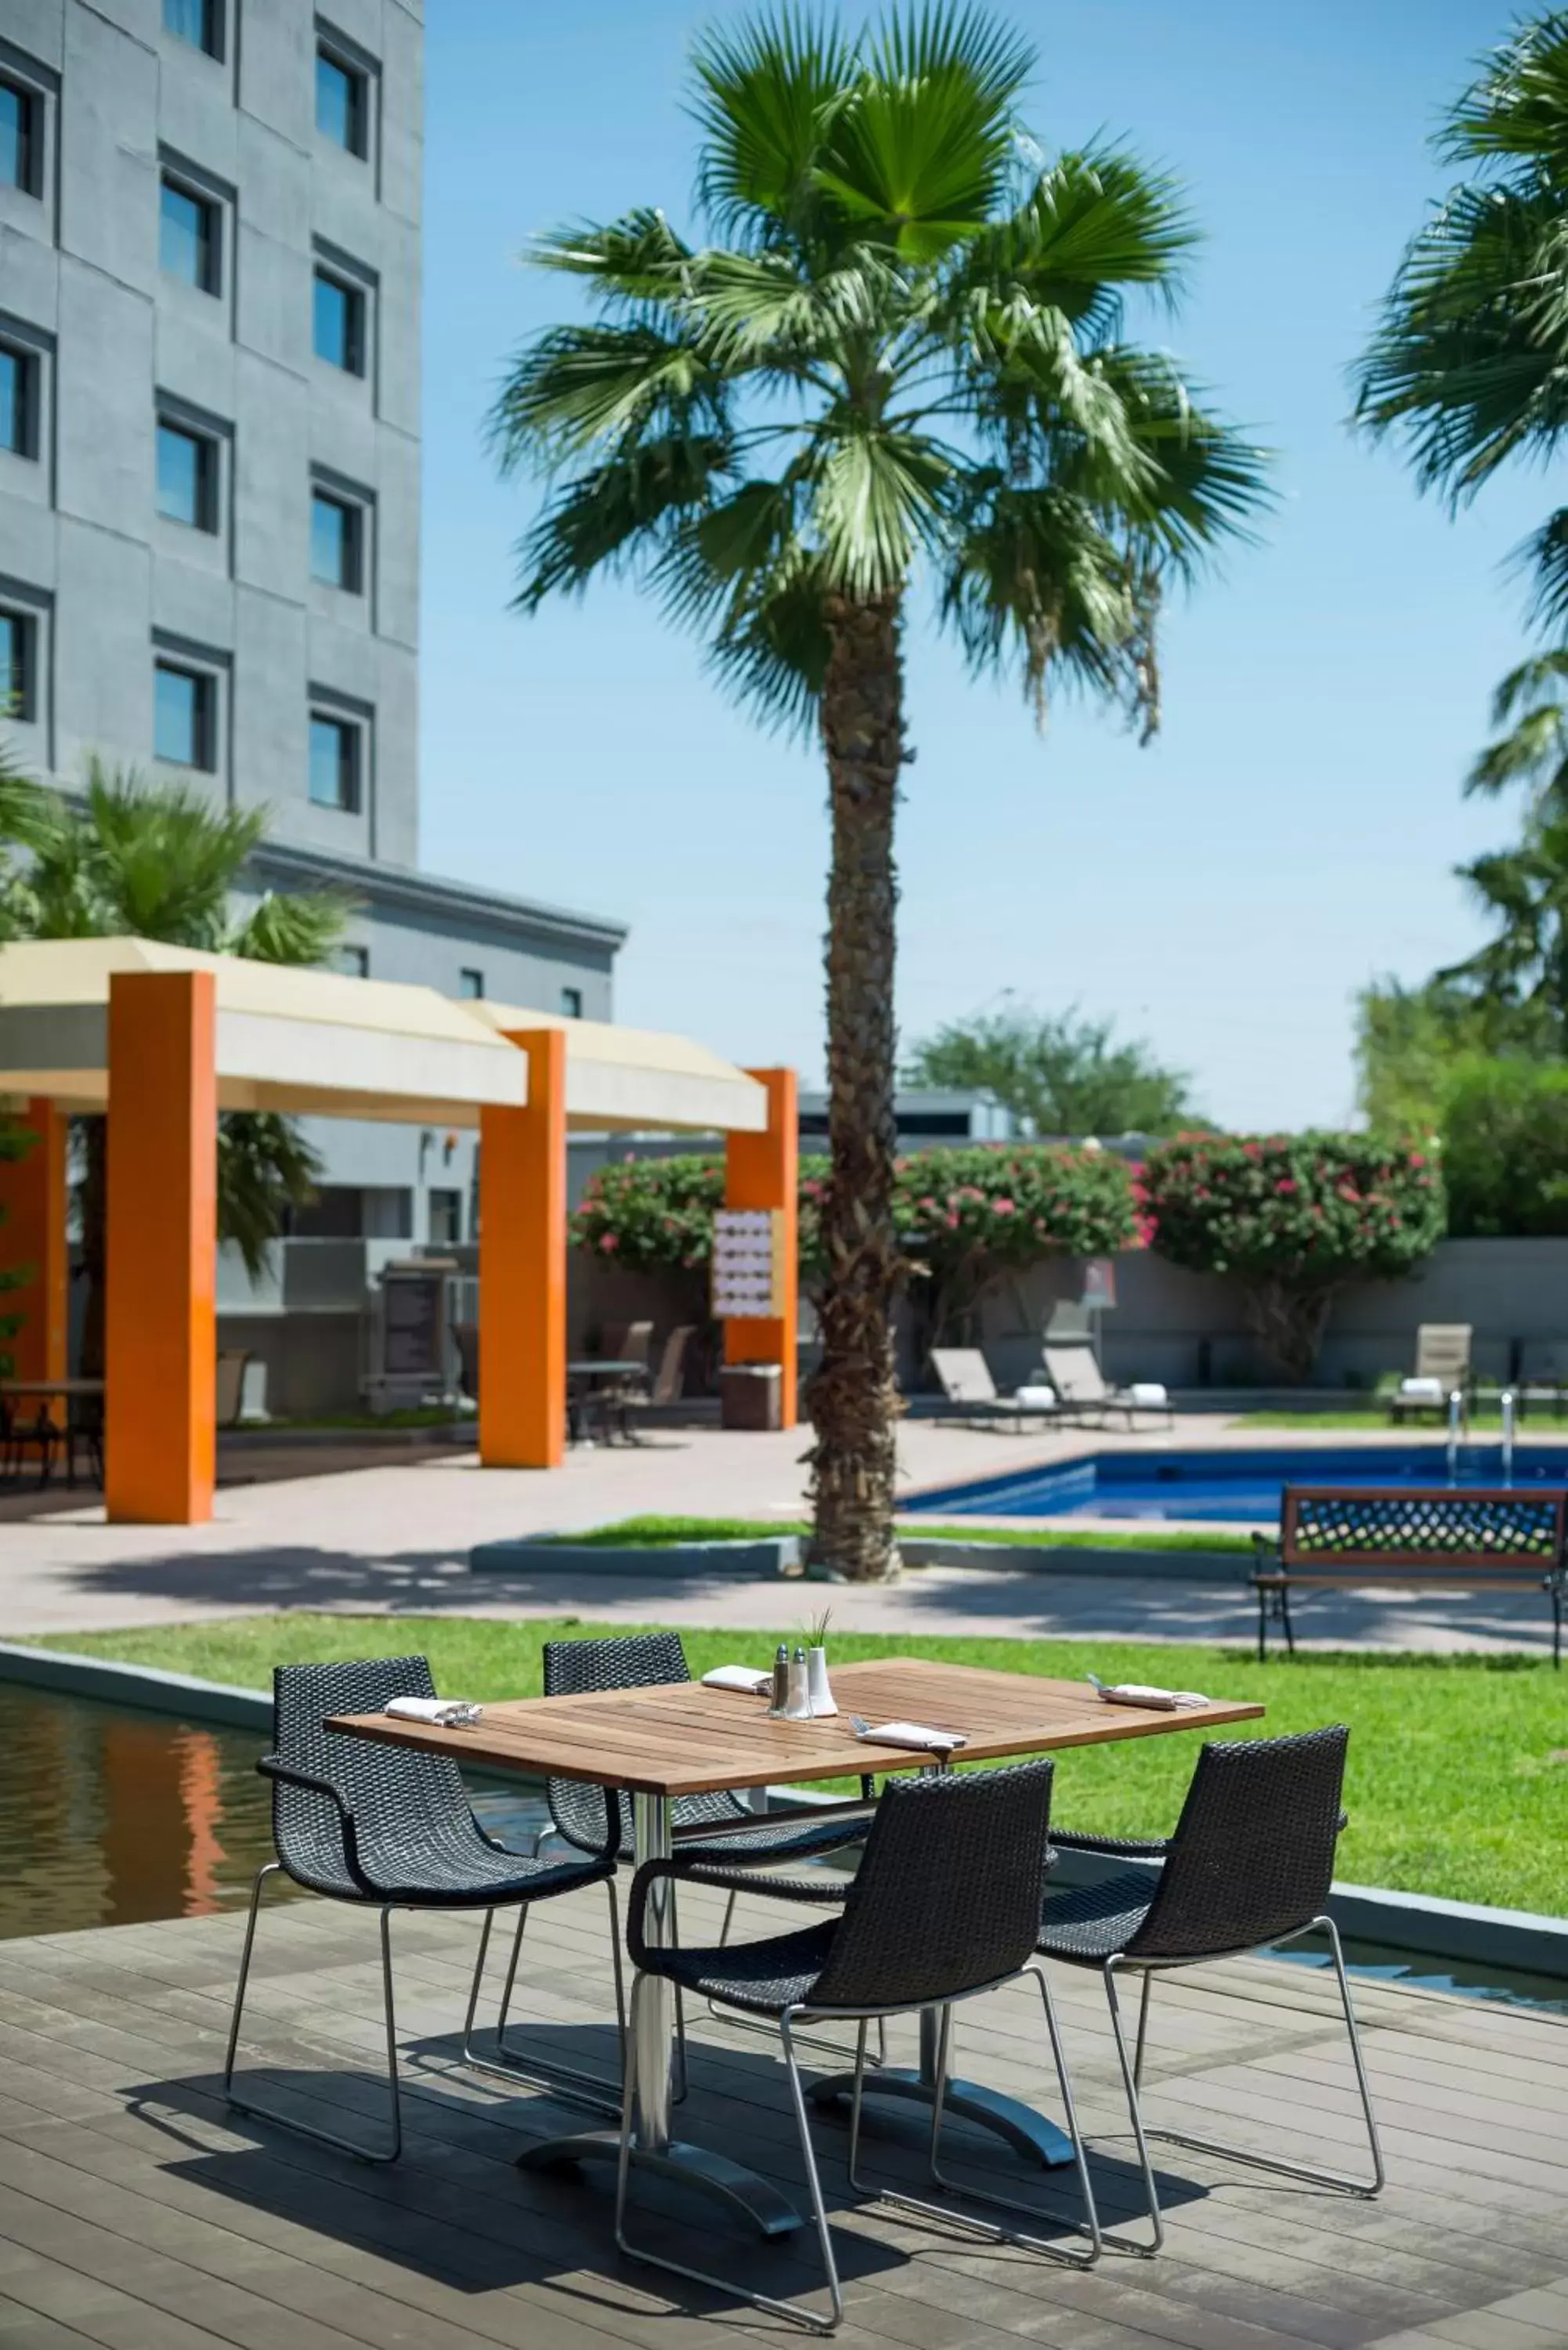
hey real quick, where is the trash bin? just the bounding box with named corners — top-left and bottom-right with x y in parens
top-left (721, 1363), bottom-right (782, 1431)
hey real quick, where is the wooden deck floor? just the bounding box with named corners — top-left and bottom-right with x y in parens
top-left (0, 1878), bottom-right (1564, 2350)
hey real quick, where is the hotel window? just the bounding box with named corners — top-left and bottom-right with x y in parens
top-left (313, 268), bottom-right (364, 374)
top-left (310, 488), bottom-right (363, 590)
top-left (157, 418), bottom-right (219, 531)
top-left (309, 709), bottom-right (362, 810)
top-left (458, 968), bottom-right (484, 1000)
top-left (162, 0), bottom-right (219, 56)
top-left (560, 986), bottom-right (583, 1019)
top-left (316, 44), bottom-right (367, 157)
top-left (0, 78), bottom-right (38, 196)
top-left (154, 660), bottom-right (215, 770)
top-left (1, 609), bottom-right (33, 722)
top-left (0, 342), bottom-right (36, 457)
top-left (327, 944), bottom-right (369, 979)
top-left (161, 176), bottom-right (219, 295)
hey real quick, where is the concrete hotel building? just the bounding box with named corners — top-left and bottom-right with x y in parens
top-left (0, 0), bottom-right (623, 1275)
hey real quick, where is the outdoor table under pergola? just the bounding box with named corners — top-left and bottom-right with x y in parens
top-left (0, 937), bottom-right (798, 1524)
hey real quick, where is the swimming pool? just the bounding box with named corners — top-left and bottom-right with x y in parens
top-left (904, 1442), bottom-right (1568, 1524)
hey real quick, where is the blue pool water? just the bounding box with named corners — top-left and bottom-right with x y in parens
top-left (905, 1443), bottom-right (1568, 1524)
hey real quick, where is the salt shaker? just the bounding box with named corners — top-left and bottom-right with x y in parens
top-left (786, 1644), bottom-right (810, 1720)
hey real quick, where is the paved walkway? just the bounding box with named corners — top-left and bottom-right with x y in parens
top-left (2, 1419), bottom-right (1560, 1654)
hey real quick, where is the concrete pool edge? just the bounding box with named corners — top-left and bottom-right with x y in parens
top-left (900, 1537), bottom-right (1245, 1582)
top-left (2, 1639), bottom-right (1563, 1984)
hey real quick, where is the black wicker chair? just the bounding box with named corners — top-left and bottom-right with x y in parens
top-left (469, 1631), bottom-right (880, 2086)
top-left (618, 1761), bottom-right (1100, 2334)
top-left (1036, 1726), bottom-right (1383, 2253)
top-left (226, 1656), bottom-right (623, 2163)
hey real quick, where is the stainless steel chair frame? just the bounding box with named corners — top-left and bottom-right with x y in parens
top-left (1098, 1913), bottom-right (1385, 2254)
top-left (225, 1860), bottom-right (405, 2164)
top-left (613, 1964), bottom-right (1100, 2336)
top-left (461, 1883), bottom-right (628, 2120)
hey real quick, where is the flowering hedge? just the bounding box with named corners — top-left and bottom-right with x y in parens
top-left (1140, 1131), bottom-right (1444, 1378)
top-left (575, 1144), bottom-right (1137, 1336)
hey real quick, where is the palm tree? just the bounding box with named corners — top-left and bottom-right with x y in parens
top-left (1440, 808), bottom-right (1568, 1047)
top-left (0, 757), bottom-right (350, 1374)
top-left (1355, 12), bottom-right (1568, 628)
top-left (1466, 649), bottom-right (1568, 808)
top-left (491, 6), bottom-right (1269, 1577)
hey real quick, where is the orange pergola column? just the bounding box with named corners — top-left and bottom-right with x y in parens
top-left (0, 1097), bottom-right (69, 1402)
top-left (105, 969), bottom-right (217, 1524)
top-left (479, 1026), bottom-right (566, 1469)
top-left (724, 1067), bottom-right (798, 1429)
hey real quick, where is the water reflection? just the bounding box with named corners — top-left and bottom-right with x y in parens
top-left (0, 1686), bottom-right (548, 1940)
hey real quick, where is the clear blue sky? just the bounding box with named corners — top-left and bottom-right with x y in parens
top-left (419, 0), bottom-right (1545, 1130)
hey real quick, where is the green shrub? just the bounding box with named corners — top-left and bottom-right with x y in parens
top-left (574, 1143), bottom-right (1137, 1340)
top-left (1442, 1058), bottom-right (1568, 1236)
top-left (1141, 1131), bottom-right (1445, 1379)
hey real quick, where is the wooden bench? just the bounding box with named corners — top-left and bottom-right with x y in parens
top-left (1249, 1486), bottom-right (1566, 1665)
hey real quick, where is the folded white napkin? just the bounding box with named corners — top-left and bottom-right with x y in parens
top-left (857, 1720), bottom-right (967, 1752)
top-left (1129, 1382), bottom-right (1169, 1406)
top-left (384, 1696), bottom-right (483, 1726)
top-left (1094, 1683), bottom-right (1209, 1712)
top-left (1015, 1384), bottom-right (1057, 1407)
top-left (701, 1665), bottom-right (771, 1694)
top-left (1399, 1376), bottom-right (1444, 1401)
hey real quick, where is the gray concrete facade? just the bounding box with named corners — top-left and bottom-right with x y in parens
top-left (2, 0), bottom-right (630, 1305)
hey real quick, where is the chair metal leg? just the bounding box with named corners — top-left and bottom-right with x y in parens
top-left (461, 1884), bottom-right (627, 2120)
top-left (1118, 1922), bottom-right (1384, 2200)
top-left (1103, 1959), bottom-right (1164, 2254)
top-left (614, 1984), bottom-right (843, 2334)
top-left (225, 1865), bottom-right (403, 2164)
top-left (857, 1980), bottom-right (1101, 2268)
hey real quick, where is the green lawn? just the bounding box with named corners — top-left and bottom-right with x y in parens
top-left (547, 1514), bottom-right (1254, 1555)
top-left (31, 1616), bottom-right (1568, 1917)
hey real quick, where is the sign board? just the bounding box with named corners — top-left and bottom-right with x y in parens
top-left (381, 1267), bottom-right (448, 1380)
top-left (1082, 1258), bottom-right (1118, 1311)
top-left (712, 1207), bottom-right (786, 1319)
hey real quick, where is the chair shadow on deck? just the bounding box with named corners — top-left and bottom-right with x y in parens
top-left (122, 2011), bottom-right (1195, 2316)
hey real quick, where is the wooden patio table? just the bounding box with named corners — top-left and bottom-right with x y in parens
top-left (331, 1656), bottom-right (1263, 2240)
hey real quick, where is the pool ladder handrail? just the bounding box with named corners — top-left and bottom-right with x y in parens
top-left (1446, 1387), bottom-right (1467, 1484)
top-left (1501, 1386), bottom-right (1517, 1487)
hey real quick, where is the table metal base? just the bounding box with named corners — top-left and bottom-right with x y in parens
top-left (517, 2130), bottom-right (802, 2237)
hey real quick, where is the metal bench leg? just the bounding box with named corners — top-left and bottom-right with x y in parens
top-left (1124, 1921), bottom-right (1384, 2198)
top-left (1256, 1588), bottom-right (1269, 1665)
top-left (225, 1864), bottom-right (403, 2164)
top-left (1279, 1582), bottom-right (1297, 1656)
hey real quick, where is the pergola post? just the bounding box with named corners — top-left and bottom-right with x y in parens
top-left (105, 969), bottom-right (217, 1524)
top-left (479, 1025), bottom-right (566, 1468)
top-left (0, 1097), bottom-right (70, 1407)
top-left (724, 1066), bottom-right (798, 1429)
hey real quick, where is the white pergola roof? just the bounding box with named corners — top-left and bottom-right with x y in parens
top-left (0, 938), bottom-right (768, 1133)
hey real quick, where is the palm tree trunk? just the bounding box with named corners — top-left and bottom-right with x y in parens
top-left (804, 591), bottom-right (905, 1581)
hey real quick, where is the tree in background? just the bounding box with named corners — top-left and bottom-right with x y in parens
top-left (1141, 1133), bottom-right (1446, 1381)
top-left (905, 1001), bottom-right (1200, 1134)
top-left (1353, 974), bottom-right (1550, 1134)
top-left (493, 7), bottom-right (1267, 1575)
top-left (0, 759), bottom-right (350, 1374)
top-left (1355, 12), bottom-right (1568, 631)
top-left (1442, 1058), bottom-right (1568, 1235)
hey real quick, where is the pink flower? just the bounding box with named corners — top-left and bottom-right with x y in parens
top-left (1276, 1179), bottom-right (1297, 1195)
top-left (993, 1198), bottom-right (1015, 1215)
top-left (599, 1234), bottom-right (618, 1253)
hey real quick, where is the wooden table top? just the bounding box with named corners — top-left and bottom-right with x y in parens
top-left (328, 1657), bottom-right (1265, 1798)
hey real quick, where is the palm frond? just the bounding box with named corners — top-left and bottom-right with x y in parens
top-left (228, 890), bottom-right (353, 967)
top-left (690, 9), bottom-right (856, 244)
top-left (1512, 504), bottom-right (1568, 631)
top-left (812, 424), bottom-right (952, 592)
top-left (1440, 12), bottom-right (1568, 170)
top-left (217, 1112), bottom-right (323, 1278)
top-left (813, 3), bottom-right (1030, 259)
top-left (515, 434), bottom-right (733, 610)
top-left (530, 208), bottom-right (695, 303)
top-left (490, 324), bottom-right (730, 472)
top-left (943, 147), bottom-right (1195, 331)
top-left (706, 551), bottom-right (835, 732)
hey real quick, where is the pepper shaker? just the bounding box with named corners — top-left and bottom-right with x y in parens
top-left (769, 1643), bottom-right (790, 1716)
